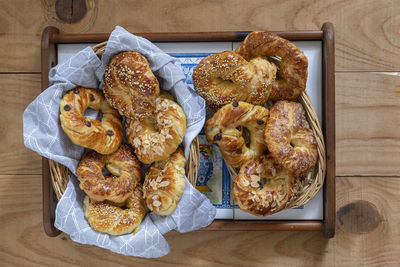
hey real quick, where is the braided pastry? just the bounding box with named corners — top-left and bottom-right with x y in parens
top-left (264, 100), bottom-right (317, 176)
top-left (77, 144), bottom-right (142, 203)
top-left (59, 87), bottom-right (123, 154)
top-left (83, 184), bottom-right (148, 235)
top-left (192, 51), bottom-right (277, 107)
top-left (104, 51), bottom-right (160, 119)
top-left (233, 155), bottom-right (303, 216)
top-left (205, 101), bottom-right (269, 168)
top-left (144, 148), bottom-right (186, 215)
top-left (126, 93), bottom-right (186, 164)
top-left (236, 31), bottom-right (308, 100)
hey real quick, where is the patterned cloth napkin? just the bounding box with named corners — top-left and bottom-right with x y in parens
top-left (23, 26), bottom-right (215, 258)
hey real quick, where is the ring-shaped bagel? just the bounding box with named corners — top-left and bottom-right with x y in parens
top-left (77, 144), bottom-right (142, 203)
top-left (192, 51), bottom-right (277, 107)
top-left (83, 184), bottom-right (148, 235)
top-left (126, 93), bottom-right (186, 164)
top-left (233, 155), bottom-right (303, 216)
top-left (205, 101), bottom-right (269, 168)
top-left (60, 87), bottom-right (123, 154)
top-left (144, 148), bottom-right (186, 215)
top-left (264, 100), bottom-right (317, 176)
top-left (235, 31), bottom-right (308, 100)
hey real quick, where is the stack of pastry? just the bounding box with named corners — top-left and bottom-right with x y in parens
top-left (59, 51), bottom-right (187, 235)
top-left (192, 31), bottom-right (318, 216)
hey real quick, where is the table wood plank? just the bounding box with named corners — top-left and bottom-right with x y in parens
top-left (0, 74), bottom-right (42, 174)
top-left (0, 175), bottom-right (398, 266)
top-left (1, 0), bottom-right (400, 72)
top-left (336, 72), bottom-right (400, 176)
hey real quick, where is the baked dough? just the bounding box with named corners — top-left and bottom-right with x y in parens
top-left (233, 155), bottom-right (303, 216)
top-left (192, 51), bottom-right (276, 107)
top-left (104, 51), bottom-right (160, 119)
top-left (83, 184), bottom-right (148, 235)
top-left (144, 148), bottom-right (186, 216)
top-left (205, 101), bottom-right (269, 168)
top-left (59, 87), bottom-right (123, 154)
top-left (264, 100), bottom-right (317, 176)
top-left (77, 144), bottom-right (142, 203)
top-left (236, 31), bottom-right (308, 100)
top-left (126, 93), bottom-right (186, 164)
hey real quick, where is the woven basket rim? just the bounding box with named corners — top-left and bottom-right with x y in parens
top-left (50, 40), bottom-right (326, 211)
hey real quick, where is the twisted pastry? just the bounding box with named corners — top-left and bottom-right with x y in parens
top-left (192, 51), bottom-right (277, 107)
top-left (104, 51), bottom-right (160, 119)
top-left (205, 101), bottom-right (269, 168)
top-left (126, 93), bottom-right (186, 164)
top-left (233, 155), bottom-right (304, 216)
top-left (83, 184), bottom-right (148, 235)
top-left (77, 144), bottom-right (142, 203)
top-left (264, 100), bottom-right (317, 176)
top-left (144, 148), bottom-right (186, 215)
top-left (59, 87), bottom-right (123, 154)
top-left (236, 31), bottom-right (308, 100)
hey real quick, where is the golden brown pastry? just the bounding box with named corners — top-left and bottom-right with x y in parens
top-left (264, 100), bottom-right (317, 176)
top-left (144, 148), bottom-right (186, 216)
top-left (192, 51), bottom-right (277, 107)
top-left (205, 101), bottom-right (269, 168)
top-left (235, 31), bottom-right (308, 100)
top-left (59, 87), bottom-right (123, 154)
top-left (233, 155), bottom-right (303, 216)
top-left (83, 184), bottom-right (148, 235)
top-left (104, 51), bottom-right (160, 119)
top-left (126, 93), bottom-right (186, 164)
top-left (77, 144), bottom-right (142, 203)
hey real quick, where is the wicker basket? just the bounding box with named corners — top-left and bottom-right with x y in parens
top-left (49, 41), bottom-right (325, 211)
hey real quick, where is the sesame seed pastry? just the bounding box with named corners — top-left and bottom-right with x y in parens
top-left (77, 144), bottom-right (142, 203)
top-left (59, 87), bottom-right (123, 155)
top-left (192, 51), bottom-right (277, 107)
top-left (235, 31), bottom-right (308, 101)
top-left (104, 51), bottom-right (160, 119)
top-left (83, 184), bottom-right (148, 235)
top-left (144, 148), bottom-right (186, 216)
top-left (125, 93), bottom-right (187, 164)
top-left (205, 101), bottom-right (269, 168)
top-left (264, 100), bottom-right (317, 176)
top-left (233, 155), bottom-right (304, 216)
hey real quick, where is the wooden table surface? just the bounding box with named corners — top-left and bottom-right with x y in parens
top-left (1, 0), bottom-right (399, 266)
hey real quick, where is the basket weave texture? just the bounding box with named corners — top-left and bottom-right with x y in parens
top-left (49, 41), bottom-right (325, 210)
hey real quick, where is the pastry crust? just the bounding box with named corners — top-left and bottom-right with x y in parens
top-left (233, 155), bottom-right (303, 216)
top-left (236, 31), bottom-right (308, 100)
top-left (126, 93), bottom-right (186, 164)
top-left (83, 184), bottom-right (148, 235)
top-left (77, 144), bottom-right (142, 203)
top-left (264, 100), bottom-right (317, 176)
top-left (144, 148), bottom-right (186, 216)
top-left (205, 101), bottom-right (269, 168)
top-left (59, 87), bottom-right (123, 155)
top-left (104, 51), bottom-right (160, 119)
top-left (192, 51), bottom-right (276, 107)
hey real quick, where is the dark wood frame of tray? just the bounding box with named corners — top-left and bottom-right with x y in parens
top-left (41, 23), bottom-right (335, 238)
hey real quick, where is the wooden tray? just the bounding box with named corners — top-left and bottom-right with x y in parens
top-left (41, 23), bottom-right (335, 238)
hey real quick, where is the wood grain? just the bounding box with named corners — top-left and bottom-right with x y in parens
top-left (336, 72), bottom-right (400, 176)
top-left (2, 0), bottom-right (400, 264)
top-left (0, 74), bottom-right (42, 175)
top-left (1, 0), bottom-right (400, 72)
top-left (1, 175), bottom-right (398, 266)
